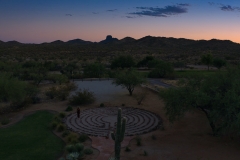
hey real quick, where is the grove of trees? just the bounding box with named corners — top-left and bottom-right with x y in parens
top-left (160, 67), bottom-right (240, 135)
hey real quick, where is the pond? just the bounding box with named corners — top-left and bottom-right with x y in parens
top-left (72, 80), bottom-right (127, 102)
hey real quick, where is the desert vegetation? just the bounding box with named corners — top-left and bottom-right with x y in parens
top-left (1, 37), bottom-right (240, 160)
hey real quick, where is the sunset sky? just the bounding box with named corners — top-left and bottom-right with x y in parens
top-left (0, 0), bottom-right (240, 43)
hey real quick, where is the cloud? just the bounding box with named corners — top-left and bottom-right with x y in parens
top-left (126, 16), bottom-right (135, 18)
top-left (177, 3), bottom-right (190, 6)
top-left (220, 5), bottom-right (240, 12)
top-left (209, 3), bottom-right (240, 12)
top-left (129, 4), bottom-right (190, 17)
top-left (65, 14), bottom-right (72, 16)
top-left (107, 9), bottom-right (117, 12)
top-left (208, 2), bottom-right (215, 6)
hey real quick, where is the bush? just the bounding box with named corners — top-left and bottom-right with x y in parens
top-left (67, 133), bottom-right (79, 144)
top-left (1, 117), bottom-right (10, 125)
top-left (136, 136), bottom-right (141, 146)
top-left (62, 130), bottom-right (70, 138)
top-left (50, 121), bottom-right (59, 130)
top-left (69, 89), bottom-right (95, 105)
top-left (65, 106), bottom-right (73, 111)
top-left (78, 134), bottom-right (88, 142)
top-left (45, 83), bottom-right (77, 101)
top-left (148, 60), bottom-right (174, 78)
top-left (45, 87), bottom-right (57, 99)
top-left (0, 73), bottom-right (37, 106)
top-left (143, 150), bottom-right (148, 156)
top-left (66, 144), bottom-right (76, 153)
top-left (57, 124), bottom-right (66, 132)
top-left (53, 115), bottom-right (62, 123)
top-left (75, 143), bottom-right (84, 152)
top-left (100, 103), bottom-right (104, 107)
top-left (59, 112), bottom-right (66, 118)
top-left (151, 135), bottom-right (156, 140)
top-left (83, 148), bottom-right (93, 155)
top-left (125, 146), bottom-right (131, 152)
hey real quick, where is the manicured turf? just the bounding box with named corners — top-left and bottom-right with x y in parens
top-left (0, 111), bottom-right (64, 160)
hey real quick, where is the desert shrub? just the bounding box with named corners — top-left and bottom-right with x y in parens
top-left (66, 144), bottom-right (76, 153)
top-left (50, 121), bottom-right (58, 130)
top-left (31, 96), bottom-right (41, 104)
top-left (45, 87), bottom-right (57, 99)
top-left (69, 89), bottom-right (95, 105)
top-left (78, 134), bottom-right (88, 142)
top-left (66, 152), bottom-right (79, 160)
top-left (1, 117), bottom-right (10, 125)
top-left (75, 143), bottom-right (84, 152)
top-left (57, 124), bottom-right (66, 132)
top-left (59, 112), bottom-right (66, 118)
top-left (148, 60), bottom-right (174, 78)
top-left (111, 55), bottom-right (135, 69)
top-left (143, 150), bottom-right (148, 156)
top-left (83, 62), bottom-right (106, 78)
top-left (136, 136), bottom-right (142, 146)
top-left (47, 74), bottom-right (68, 84)
top-left (45, 83), bottom-right (77, 101)
top-left (67, 133), bottom-right (79, 144)
top-left (0, 73), bottom-right (38, 107)
top-left (100, 103), bottom-right (104, 107)
top-left (65, 106), bottom-right (73, 111)
top-left (125, 146), bottom-right (131, 152)
top-left (62, 130), bottom-right (70, 138)
top-left (83, 148), bottom-right (93, 155)
top-left (151, 135), bottom-right (156, 140)
top-left (53, 115), bottom-right (62, 123)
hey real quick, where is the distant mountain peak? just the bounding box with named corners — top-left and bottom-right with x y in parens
top-left (99, 35), bottom-right (119, 43)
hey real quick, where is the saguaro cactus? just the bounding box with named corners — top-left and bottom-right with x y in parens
top-left (111, 108), bottom-right (126, 160)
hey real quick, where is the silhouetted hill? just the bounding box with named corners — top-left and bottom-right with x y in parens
top-left (99, 35), bottom-right (119, 44)
top-left (50, 40), bottom-right (65, 44)
top-left (6, 40), bottom-right (21, 45)
top-left (119, 37), bottom-right (136, 43)
top-left (67, 39), bottom-right (92, 44)
top-left (0, 36), bottom-right (240, 63)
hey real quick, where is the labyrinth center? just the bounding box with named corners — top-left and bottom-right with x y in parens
top-left (65, 107), bottom-right (162, 137)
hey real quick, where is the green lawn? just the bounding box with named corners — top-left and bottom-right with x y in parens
top-left (0, 111), bottom-right (64, 160)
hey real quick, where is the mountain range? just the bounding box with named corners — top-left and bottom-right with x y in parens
top-left (0, 35), bottom-right (240, 62)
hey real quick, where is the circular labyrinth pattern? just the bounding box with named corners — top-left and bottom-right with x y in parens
top-left (64, 107), bottom-right (162, 137)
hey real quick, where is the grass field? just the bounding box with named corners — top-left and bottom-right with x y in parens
top-left (0, 111), bottom-right (64, 160)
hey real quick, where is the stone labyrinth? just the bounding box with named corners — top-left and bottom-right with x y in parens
top-left (65, 107), bottom-right (162, 137)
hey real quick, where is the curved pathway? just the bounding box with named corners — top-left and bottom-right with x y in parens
top-left (65, 107), bottom-right (162, 137)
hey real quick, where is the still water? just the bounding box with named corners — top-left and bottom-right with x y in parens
top-left (72, 80), bottom-right (127, 102)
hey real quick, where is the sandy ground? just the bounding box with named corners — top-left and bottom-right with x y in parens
top-left (1, 83), bottom-right (240, 160)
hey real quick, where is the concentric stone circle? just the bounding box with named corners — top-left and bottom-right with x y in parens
top-left (64, 107), bottom-right (162, 137)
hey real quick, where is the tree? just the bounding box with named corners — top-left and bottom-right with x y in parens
top-left (201, 53), bottom-right (213, 70)
top-left (213, 57), bottom-right (226, 69)
top-left (111, 55), bottom-right (135, 69)
top-left (84, 63), bottom-right (105, 78)
top-left (137, 56), bottom-right (154, 67)
top-left (148, 60), bottom-right (174, 78)
top-left (160, 67), bottom-right (240, 135)
top-left (113, 69), bottom-right (146, 96)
